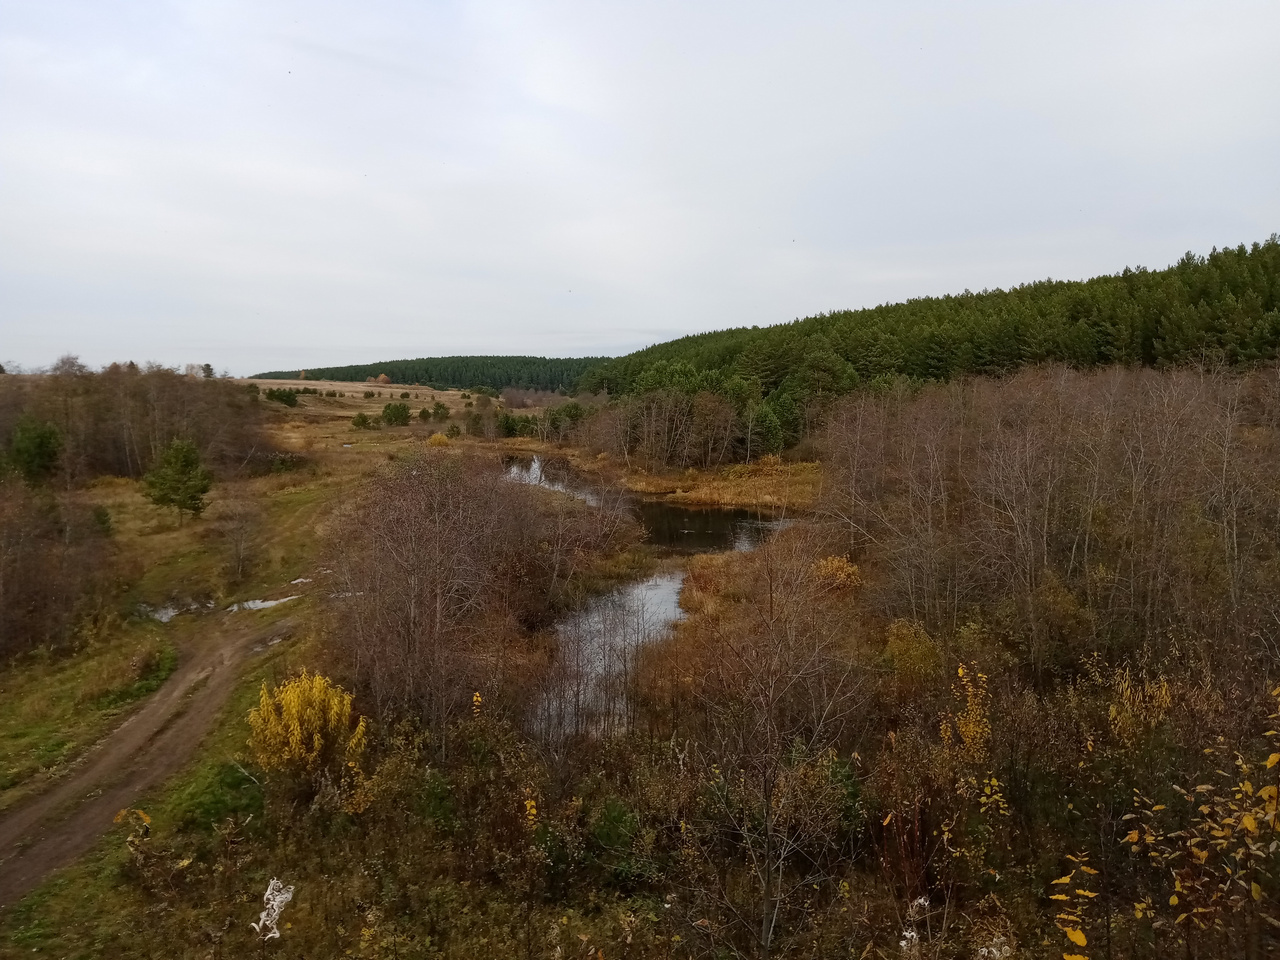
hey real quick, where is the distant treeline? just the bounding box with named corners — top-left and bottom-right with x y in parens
top-left (254, 356), bottom-right (607, 393)
top-left (580, 238), bottom-right (1280, 403)
top-left (0, 359), bottom-right (276, 658)
top-left (1, 359), bottom-right (270, 482)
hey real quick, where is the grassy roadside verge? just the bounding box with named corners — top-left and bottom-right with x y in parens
top-left (0, 626), bottom-right (176, 812)
top-left (0, 469), bottom-right (337, 814)
top-left (0, 619), bottom-right (301, 957)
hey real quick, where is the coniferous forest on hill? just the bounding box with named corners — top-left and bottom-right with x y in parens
top-left (580, 237), bottom-right (1280, 398)
top-left (253, 355), bottom-right (606, 394)
top-left (6, 239), bottom-right (1280, 959)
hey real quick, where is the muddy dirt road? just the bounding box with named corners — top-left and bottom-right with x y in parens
top-left (0, 616), bottom-right (294, 910)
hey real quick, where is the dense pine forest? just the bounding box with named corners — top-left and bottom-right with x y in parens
top-left (257, 241), bottom-right (1280, 407)
top-left (581, 238), bottom-right (1280, 404)
top-left (253, 355), bottom-right (605, 393)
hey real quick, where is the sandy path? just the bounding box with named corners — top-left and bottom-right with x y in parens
top-left (0, 616), bottom-right (295, 911)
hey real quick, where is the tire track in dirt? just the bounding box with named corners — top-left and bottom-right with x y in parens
top-left (0, 616), bottom-right (295, 911)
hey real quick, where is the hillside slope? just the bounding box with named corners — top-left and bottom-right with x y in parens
top-left (580, 237), bottom-right (1280, 399)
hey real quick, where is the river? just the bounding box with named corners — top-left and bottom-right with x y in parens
top-left (504, 456), bottom-right (783, 738)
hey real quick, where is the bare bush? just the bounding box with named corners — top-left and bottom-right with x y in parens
top-left (215, 500), bottom-right (261, 586)
top-left (325, 453), bottom-right (638, 732)
top-left (0, 479), bottom-right (114, 658)
top-left (638, 528), bottom-right (868, 957)
top-left (821, 364), bottom-right (1280, 682)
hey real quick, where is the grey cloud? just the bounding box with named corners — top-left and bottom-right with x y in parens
top-left (1, 0), bottom-right (1277, 373)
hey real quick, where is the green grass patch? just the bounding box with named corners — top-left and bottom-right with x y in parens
top-left (0, 626), bottom-right (177, 811)
top-left (90, 643), bottom-right (177, 710)
top-left (0, 640), bottom-right (289, 956)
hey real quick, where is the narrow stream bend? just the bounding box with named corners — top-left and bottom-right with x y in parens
top-left (505, 456), bottom-right (784, 738)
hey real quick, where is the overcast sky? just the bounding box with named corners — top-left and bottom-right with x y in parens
top-left (2, 1), bottom-right (1277, 375)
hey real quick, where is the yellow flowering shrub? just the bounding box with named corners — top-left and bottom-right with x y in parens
top-left (1108, 666), bottom-right (1172, 747)
top-left (247, 670), bottom-right (367, 779)
top-left (1125, 684), bottom-right (1280, 938)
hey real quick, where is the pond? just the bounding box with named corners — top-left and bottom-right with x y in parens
top-left (530, 571), bottom-right (685, 740)
top-left (503, 455), bottom-right (782, 552)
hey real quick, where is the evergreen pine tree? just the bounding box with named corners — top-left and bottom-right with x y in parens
top-left (8, 417), bottom-right (62, 484)
top-left (143, 439), bottom-right (213, 524)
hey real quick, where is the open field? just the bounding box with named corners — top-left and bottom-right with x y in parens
top-left (244, 381), bottom-right (812, 508)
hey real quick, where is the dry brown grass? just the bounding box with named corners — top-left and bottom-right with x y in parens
top-left (254, 387), bottom-right (819, 511)
top-left (562, 449), bottom-right (822, 509)
top-left (640, 460), bottom-right (820, 508)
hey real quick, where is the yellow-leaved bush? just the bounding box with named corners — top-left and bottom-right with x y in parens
top-left (247, 670), bottom-right (367, 779)
top-left (884, 619), bottom-right (942, 689)
top-left (811, 554), bottom-right (861, 591)
top-left (941, 663), bottom-right (992, 768)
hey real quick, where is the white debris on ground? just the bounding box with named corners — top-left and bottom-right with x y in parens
top-left (226, 596), bottom-right (301, 612)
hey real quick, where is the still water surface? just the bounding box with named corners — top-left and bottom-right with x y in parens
top-left (504, 455), bottom-right (781, 552)
top-left (505, 456), bottom-right (784, 736)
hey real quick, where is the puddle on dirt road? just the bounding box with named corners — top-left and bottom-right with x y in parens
top-left (137, 600), bottom-right (212, 623)
top-left (226, 596), bottom-right (301, 612)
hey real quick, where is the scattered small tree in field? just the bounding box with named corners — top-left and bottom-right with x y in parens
top-left (143, 438), bottom-right (212, 524)
top-left (445, 423), bottom-right (461, 439)
top-left (431, 401), bottom-right (450, 422)
top-left (382, 402), bottom-right (411, 426)
top-left (352, 412), bottom-right (378, 430)
top-left (263, 387), bottom-right (298, 406)
top-left (218, 500), bottom-right (259, 584)
top-left (8, 416), bottom-right (62, 484)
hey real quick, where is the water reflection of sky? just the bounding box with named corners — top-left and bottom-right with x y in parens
top-left (507, 454), bottom-right (788, 739)
top-left (503, 455), bottom-right (603, 506)
top-left (535, 571), bottom-right (685, 739)
top-left (632, 501), bottom-right (785, 552)
top-left (557, 571), bottom-right (686, 681)
top-left (505, 456), bottom-right (784, 552)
